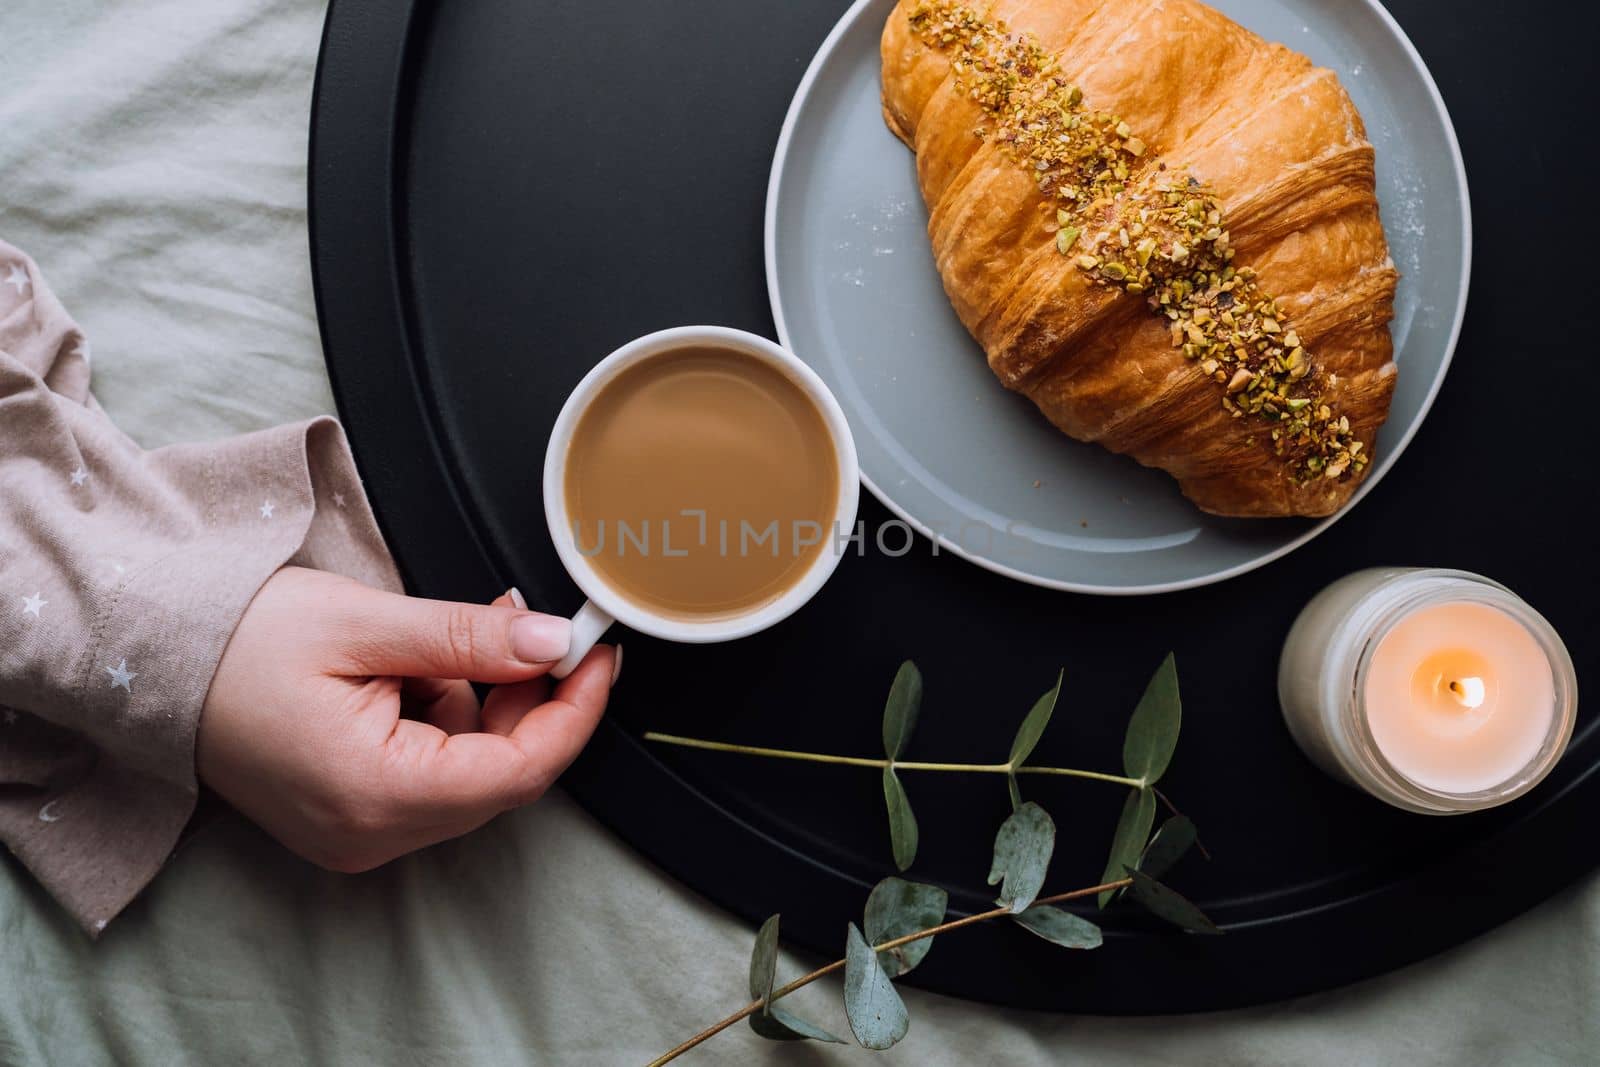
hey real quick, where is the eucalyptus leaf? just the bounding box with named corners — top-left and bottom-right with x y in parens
top-left (1098, 787), bottom-right (1156, 908)
top-left (882, 767), bottom-right (919, 872)
top-left (986, 801), bottom-right (1056, 913)
top-left (844, 923), bottom-right (910, 1050)
top-left (881, 661), bottom-right (923, 761)
top-left (1007, 772), bottom-right (1023, 812)
top-left (864, 877), bottom-right (949, 978)
top-left (1122, 653), bottom-right (1181, 784)
top-left (1137, 815), bottom-right (1198, 882)
top-left (745, 914), bottom-right (846, 1044)
top-left (748, 914), bottom-right (781, 1006)
top-left (1008, 670), bottom-right (1063, 767)
top-left (1012, 905), bottom-right (1103, 950)
top-left (749, 1007), bottom-right (846, 1044)
top-left (1125, 867), bottom-right (1222, 935)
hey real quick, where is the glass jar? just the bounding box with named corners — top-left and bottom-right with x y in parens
top-left (1278, 568), bottom-right (1578, 814)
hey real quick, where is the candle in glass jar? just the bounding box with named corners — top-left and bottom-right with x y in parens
top-left (1279, 569), bottom-right (1577, 814)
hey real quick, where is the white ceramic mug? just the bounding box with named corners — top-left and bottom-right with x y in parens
top-left (543, 325), bottom-right (860, 677)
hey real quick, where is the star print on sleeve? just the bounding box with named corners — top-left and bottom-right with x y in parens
top-left (70, 465), bottom-right (88, 487)
top-left (21, 592), bottom-right (47, 617)
top-left (333, 491), bottom-right (347, 508)
top-left (3, 263), bottom-right (30, 296)
top-left (259, 500), bottom-right (275, 519)
top-left (105, 659), bottom-right (137, 692)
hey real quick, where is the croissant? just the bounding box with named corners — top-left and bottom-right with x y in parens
top-left (880, 0), bottom-right (1399, 517)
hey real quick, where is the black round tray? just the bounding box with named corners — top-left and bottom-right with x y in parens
top-left (309, 0), bottom-right (1597, 1014)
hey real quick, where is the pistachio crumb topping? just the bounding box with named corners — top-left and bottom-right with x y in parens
top-left (906, 1), bottom-right (1364, 483)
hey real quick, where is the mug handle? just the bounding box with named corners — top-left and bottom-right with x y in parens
top-left (550, 599), bottom-right (615, 679)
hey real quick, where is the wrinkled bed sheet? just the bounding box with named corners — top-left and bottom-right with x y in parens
top-left (1, 2), bottom-right (1595, 1063)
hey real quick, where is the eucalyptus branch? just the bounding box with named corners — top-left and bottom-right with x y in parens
top-left (645, 656), bottom-right (1208, 1063)
top-left (642, 732), bottom-right (1147, 790)
top-left (646, 878), bottom-right (1133, 1067)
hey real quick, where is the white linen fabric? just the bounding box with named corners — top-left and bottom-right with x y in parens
top-left (0, 2), bottom-right (1593, 1064)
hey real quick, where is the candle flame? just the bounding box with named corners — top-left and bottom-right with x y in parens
top-left (1447, 677), bottom-right (1487, 710)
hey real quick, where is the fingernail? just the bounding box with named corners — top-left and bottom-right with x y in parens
top-left (507, 586), bottom-right (528, 610)
top-left (510, 614), bottom-right (570, 663)
top-left (610, 645), bottom-right (624, 686)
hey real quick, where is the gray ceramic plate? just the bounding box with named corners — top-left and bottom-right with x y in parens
top-left (766, 0), bottom-right (1470, 594)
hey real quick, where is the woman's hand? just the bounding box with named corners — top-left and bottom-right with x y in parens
top-left (196, 566), bottom-right (616, 873)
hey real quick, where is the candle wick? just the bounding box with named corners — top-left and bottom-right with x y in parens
top-left (1447, 676), bottom-right (1487, 710)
